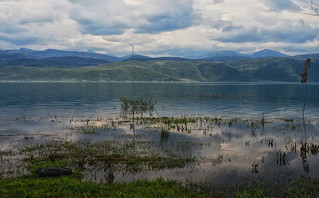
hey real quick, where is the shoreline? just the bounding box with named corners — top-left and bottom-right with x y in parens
top-left (0, 115), bottom-right (318, 197)
top-left (1, 80), bottom-right (319, 85)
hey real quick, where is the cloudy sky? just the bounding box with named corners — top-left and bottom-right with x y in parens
top-left (0, 0), bottom-right (318, 57)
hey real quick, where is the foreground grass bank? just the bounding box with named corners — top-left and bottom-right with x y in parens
top-left (1, 174), bottom-right (319, 197)
top-left (1, 115), bottom-right (319, 197)
top-left (0, 176), bottom-right (216, 198)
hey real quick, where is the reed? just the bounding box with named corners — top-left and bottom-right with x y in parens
top-left (301, 58), bottom-right (311, 142)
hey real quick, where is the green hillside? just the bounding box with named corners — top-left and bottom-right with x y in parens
top-left (0, 58), bottom-right (317, 82)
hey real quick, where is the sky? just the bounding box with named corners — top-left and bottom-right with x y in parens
top-left (0, 0), bottom-right (318, 57)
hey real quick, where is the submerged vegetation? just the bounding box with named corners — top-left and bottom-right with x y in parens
top-left (301, 58), bottom-right (312, 142)
top-left (1, 113), bottom-right (319, 197)
top-left (0, 47), bottom-right (318, 197)
top-left (19, 140), bottom-right (195, 174)
top-left (1, 53), bottom-right (318, 196)
top-left (119, 96), bottom-right (157, 115)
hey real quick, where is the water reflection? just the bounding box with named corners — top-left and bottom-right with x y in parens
top-left (0, 114), bottom-right (319, 185)
top-left (1, 82), bottom-right (319, 185)
top-left (1, 82), bottom-right (319, 119)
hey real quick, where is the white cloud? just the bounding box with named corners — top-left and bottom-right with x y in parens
top-left (0, 0), bottom-right (318, 56)
top-left (69, 0), bottom-right (197, 35)
top-left (262, 0), bottom-right (300, 12)
top-left (213, 0), bottom-right (224, 4)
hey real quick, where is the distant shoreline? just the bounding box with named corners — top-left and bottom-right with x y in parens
top-left (1, 80), bottom-right (319, 85)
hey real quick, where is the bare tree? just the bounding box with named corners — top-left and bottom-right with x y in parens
top-left (310, 0), bottom-right (319, 15)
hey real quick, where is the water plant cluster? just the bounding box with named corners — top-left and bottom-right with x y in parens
top-left (119, 96), bottom-right (157, 115)
top-left (0, 114), bottom-right (319, 197)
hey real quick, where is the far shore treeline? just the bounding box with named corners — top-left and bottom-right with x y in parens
top-left (0, 58), bottom-right (318, 82)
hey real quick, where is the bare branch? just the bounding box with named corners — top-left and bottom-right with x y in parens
top-left (311, 0), bottom-right (319, 7)
top-left (310, 0), bottom-right (319, 16)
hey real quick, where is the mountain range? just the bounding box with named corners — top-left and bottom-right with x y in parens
top-left (1, 48), bottom-right (315, 68)
top-left (0, 48), bottom-right (318, 82)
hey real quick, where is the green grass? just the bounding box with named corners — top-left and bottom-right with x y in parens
top-left (232, 176), bottom-right (319, 198)
top-left (1, 174), bottom-right (319, 198)
top-left (2, 115), bottom-right (319, 197)
top-left (234, 184), bottom-right (268, 198)
top-left (0, 176), bottom-right (215, 198)
top-left (20, 141), bottom-right (195, 174)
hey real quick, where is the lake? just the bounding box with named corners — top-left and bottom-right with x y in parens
top-left (0, 81), bottom-right (319, 185)
top-left (1, 81), bottom-right (319, 120)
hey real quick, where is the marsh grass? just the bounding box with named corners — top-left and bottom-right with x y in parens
top-left (0, 176), bottom-right (214, 198)
top-left (119, 96), bottom-right (157, 115)
top-left (301, 58), bottom-right (312, 143)
top-left (1, 115), bottom-right (319, 197)
top-left (160, 125), bottom-right (170, 142)
top-left (276, 151), bottom-right (290, 166)
top-left (2, 168), bottom-right (318, 198)
top-left (19, 140), bottom-right (195, 175)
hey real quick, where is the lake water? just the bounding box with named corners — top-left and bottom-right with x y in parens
top-left (1, 82), bottom-right (319, 185)
top-left (1, 81), bottom-right (319, 120)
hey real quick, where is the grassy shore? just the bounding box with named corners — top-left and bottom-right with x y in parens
top-left (1, 115), bottom-right (319, 197)
top-left (1, 173), bottom-right (319, 197)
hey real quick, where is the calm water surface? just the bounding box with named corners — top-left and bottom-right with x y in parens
top-left (0, 82), bottom-right (319, 184)
top-left (1, 82), bottom-right (319, 120)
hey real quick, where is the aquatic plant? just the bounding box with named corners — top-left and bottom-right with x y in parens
top-left (119, 45), bottom-right (158, 120)
top-left (276, 151), bottom-right (289, 166)
top-left (300, 142), bottom-right (310, 173)
top-left (267, 139), bottom-right (273, 148)
top-left (301, 58), bottom-right (311, 141)
top-left (251, 162), bottom-right (259, 173)
top-left (260, 113), bottom-right (265, 129)
top-left (119, 96), bottom-right (157, 114)
top-left (250, 121), bottom-right (259, 136)
top-left (160, 125), bottom-right (170, 142)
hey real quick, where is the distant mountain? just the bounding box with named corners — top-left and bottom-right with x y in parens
top-left (121, 54), bottom-right (189, 62)
top-left (0, 55), bottom-right (109, 68)
top-left (199, 49), bottom-right (290, 62)
top-left (199, 50), bottom-right (248, 62)
top-left (0, 48), bottom-right (118, 67)
top-left (201, 56), bottom-right (250, 62)
top-left (250, 49), bottom-right (289, 58)
top-left (0, 51), bottom-right (28, 63)
top-left (151, 57), bottom-right (189, 61)
top-left (200, 50), bottom-right (245, 58)
top-left (120, 54), bottom-right (153, 61)
top-left (1, 58), bottom-right (318, 82)
top-left (1, 48), bottom-right (121, 62)
top-left (1, 47), bottom-right (318, 72)
top-left (293, 53), bottom-right (319, 61)
top-left (16, 56), bottom-right (108, 67)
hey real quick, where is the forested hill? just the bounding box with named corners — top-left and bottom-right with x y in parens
top-left (0, 58), bottom-right (318, 82)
